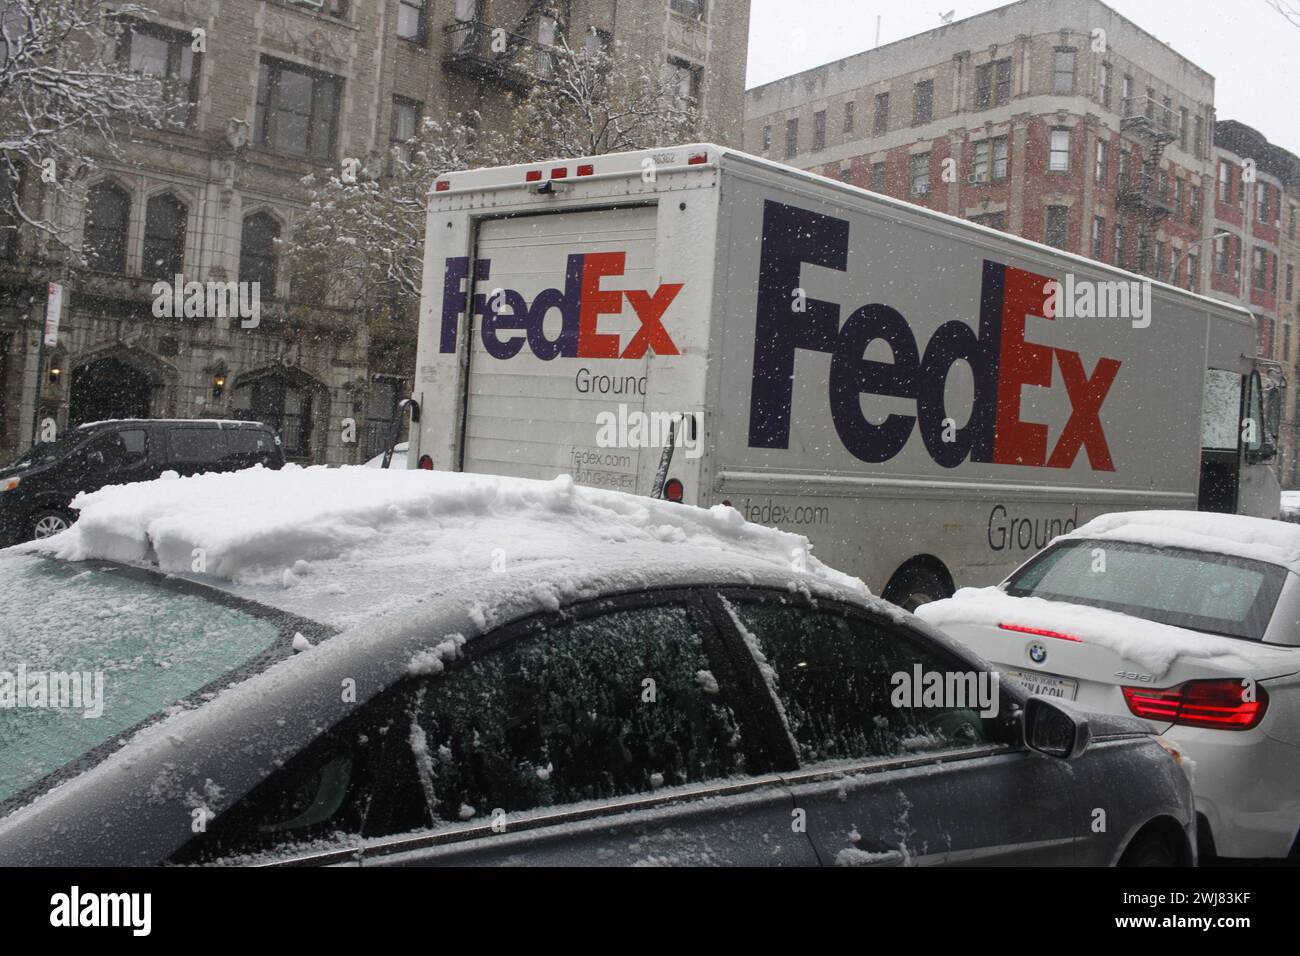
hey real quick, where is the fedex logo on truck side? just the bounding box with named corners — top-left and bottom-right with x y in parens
top-left (438, 253), bottom-right (682, 360)
top-left (750, 200), bottom-right (1122, 471)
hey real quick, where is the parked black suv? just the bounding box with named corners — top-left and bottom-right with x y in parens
top-left (0, 419), bottom-right (283, 545)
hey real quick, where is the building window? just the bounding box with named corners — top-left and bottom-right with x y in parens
top-left (117, 19), bottom-right (200, 127)
top-left (761, 125), bottom-right (771, 151)
top-left (912, 79), bottom-right (933, 125)
top-left (1287, 263), bottom-right (1294, 301)
top-left (1092, 215), bottom-right (1105, 259)
top-left (843, 100), bottom-right (855, 132)
top-left (239, 211), bottom-right (280, 293)
top-left (1253, 247), bottom-right (1267, 290)
top-left (142, 193), bottom-right (186, 280)
top-left (1117, 147), bottom-right (1130, 188)
top-left (254, 58), bottom-right (341, 163)
top-left (1097, 61), bottom-right (1111, 108)
top-left (0, 168), bottom-right (18, 260)
top-left (813, 109), bottom-right (826, 150)
top-left (670, 0), bottom-right (706, 18)
top-left (1186, 251), bottom-right (1197, 291)
top-left (785, 118), bottom-right (799, 158)
top-left (1052, 48), bottom-right (1075, 95)
top-left (1289, 205), bottom-right (1296, 240)
top-left (83, 181), bottom-right (130, 273)
top-left (975, 58), bottom-right (1011, 109)
top-left (970, 136), bottom-right (1008, 182)
top-left (1179, 107), bottom-right (1188, 150)
top-left (1154, 240), bottom-right (1165, 279)
top-left (1121, 74), bottom-right (1133, 113)
top-left (398, 0), bottom-right (426, 42)
top-left (1256, 183), bottom-right (1271, 224)
top-left (1144, 87), bottom-right (1155, 120)
top-left (1114, 224), bottom-right (1126, 268)
top-left (1045, 205), bottom-right (1068, 249)
top-left (232, 374), bottom-right (313, 460)
top-left (910, 152), bottom-right (931, 195)
top-left (1162, 96), bottom-right (1173, 131)
top-left (872, 91), bottom-right (889, 134)
top-left (389, 97), bottom-right (421, 170)
top-left (1048, 128), bottom-right (1070, 172)
top-left (1215, 234), bottom-right (1230, 274)
top-left (970, 211), bottom-right (1005, 230)
top-left (1217, 160), bottom-right (1231, 203)
top-left (535, 16), bottom-right (561, 79)
top-left (365, 376), bottom-right (406, 458)
top-left (1194, 115), bottom-right (1204, 159)
top-left (870, 161), bottom-right (885, 192)
top-left (1189, 184), bottom-right (1200, 226)
top-left (1173, 178), bottom-right (1184, 218)
top-left (1095, 140), bottom-right (1107, 184)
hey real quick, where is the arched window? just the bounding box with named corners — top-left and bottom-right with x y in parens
top-left (239, 211), bottom-right (280, 292)
top-left (84, 182), bottom-right (131, 273)
top-left (232, 371), bottom-right (313, 459)
top-left (142, 193), bottom-right (187, 280)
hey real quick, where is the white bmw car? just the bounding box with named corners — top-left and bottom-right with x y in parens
top-left (917, 510), bottom-right (1300, 863)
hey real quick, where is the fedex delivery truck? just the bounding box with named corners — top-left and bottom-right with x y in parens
top-left (410, 144), bottom-right (1281, 607)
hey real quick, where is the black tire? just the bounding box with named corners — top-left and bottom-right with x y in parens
top-left (1119, 836), bottom-right (1180, 867)
top-left (882, 565), bottom-right (951, 612)
top-left (28, 508), bottom-right (75, 540)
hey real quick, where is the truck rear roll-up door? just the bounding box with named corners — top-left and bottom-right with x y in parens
top-left (462, 205), bottom-right (660, 492)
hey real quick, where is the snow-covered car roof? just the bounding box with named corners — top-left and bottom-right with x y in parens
top-left (19, 465), bottom-right (871, 632)
top-left (1057, 510), bottom-right (1300, 570)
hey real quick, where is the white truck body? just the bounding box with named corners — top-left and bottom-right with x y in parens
top-left (412, 143), bottom-right (1277, 603)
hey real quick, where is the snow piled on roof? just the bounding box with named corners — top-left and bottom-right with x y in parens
top-left (22, 465), bottom-right (866, 629)
top-left (916, 587), bottom-right (1286, 680)
top-left (1057, 510), bottom-right (1300, 568)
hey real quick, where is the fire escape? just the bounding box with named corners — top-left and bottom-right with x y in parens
top-left (442, 0), bottom-right (573, 93)
top-left (1116, 94), bottom-right (1178, 277)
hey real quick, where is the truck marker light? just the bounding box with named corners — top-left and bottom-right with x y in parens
top-left (435, 181), bottom-right (450, 192)
top-left (551, 167), bottom-right (568, 179)
top-left (577, 164), bottom-right (594, 176)
top-left (998, 622), bottom-right (1083, 642)
top-left (417, 454), bottom-right (434, 470)
top-left (688, 152), bottom-right (708, 165)
top-left (663, 478), bottom-right (685, 502)
top-left (525, 170), bottom-right (543, 183)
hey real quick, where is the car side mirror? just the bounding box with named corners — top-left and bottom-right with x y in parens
top-left (1023, 696), bottom-right (1090, 760)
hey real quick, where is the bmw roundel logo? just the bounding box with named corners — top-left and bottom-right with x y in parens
top-left (1027, 641), bottom-right (1048, 665)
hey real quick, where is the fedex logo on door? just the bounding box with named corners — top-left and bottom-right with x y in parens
top-left (750, 200), bottom-right (1121, 471)
top-left (438, 254), bottom-right (682, 359)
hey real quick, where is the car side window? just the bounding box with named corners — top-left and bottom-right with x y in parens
top-left (720, 596), bottom-right (995, 767)
top-left (168, 428), bottom-right (228, 465)
top-left (172, 600), bottom-right (746, 863)
top-left (118, 429), bottom-right (148, 464)
top-left (386, 603), bottom-right (746, 833)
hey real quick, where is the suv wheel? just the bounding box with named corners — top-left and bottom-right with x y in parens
top-left (29, 509), bottom-right (74, 539)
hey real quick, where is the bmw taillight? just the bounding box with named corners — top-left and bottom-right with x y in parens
top-left (1122, 679), bottom-right (1268, 731)
top-left (417, 454), bottom-right (434, 471)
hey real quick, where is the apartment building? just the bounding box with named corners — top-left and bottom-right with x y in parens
top-left (0, 0), bottom-right (750, 466)
top-left (1209, 120), bottom-right (1300, 484)
top-left (743, 0), bottom-right (1216, 294)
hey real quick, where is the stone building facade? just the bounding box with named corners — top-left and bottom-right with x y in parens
top-left (0, 0), bottom-right (750, 466)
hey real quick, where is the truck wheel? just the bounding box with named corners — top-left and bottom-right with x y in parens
top-left (29, 508), bottom-right (74, 539)
top-left (882, 565), bottom-right (951, 612)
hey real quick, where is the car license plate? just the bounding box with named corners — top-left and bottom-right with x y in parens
top-left (1003, 669), bottom-right (1079, 701)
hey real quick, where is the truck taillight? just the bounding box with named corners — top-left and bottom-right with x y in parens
top-left (550, 167), bottom-right (567, 179)
top-left (688, 152), bottom-right (708, 165)
top-left (1122, 679), bottom-right (1269, 731)
top-left (663, 478), bottom-right (684, 502)
top-left (525, 170), bottom-right (542, 183)
top-left (577, 164), bottom-right (594, 176)
top-left (435, 181), bottom-right (449, 192)
top-left (417, 454), bottom-right (434, 471)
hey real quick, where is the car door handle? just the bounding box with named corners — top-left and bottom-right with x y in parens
top-left (835, 832), bottom-right (909, 867)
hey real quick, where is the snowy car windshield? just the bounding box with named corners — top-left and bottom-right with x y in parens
top-left (6, 431), bottom-right (87, 470)
top-left (0, 553), bottom-right (289, 809)
top-left (1005, 539), bottom-right (1287, 641)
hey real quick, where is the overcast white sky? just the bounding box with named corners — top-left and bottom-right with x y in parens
top-left (746, 0), bottom-right (1300, 157)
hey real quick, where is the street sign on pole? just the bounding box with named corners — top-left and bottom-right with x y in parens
top-left (44, 282), bottom-right (63, 347)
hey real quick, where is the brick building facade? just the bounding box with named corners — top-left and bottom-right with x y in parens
top-left (0, 0), bottom-right (750, 466)
top-left (743, 0), bottom-right (1217, 290)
